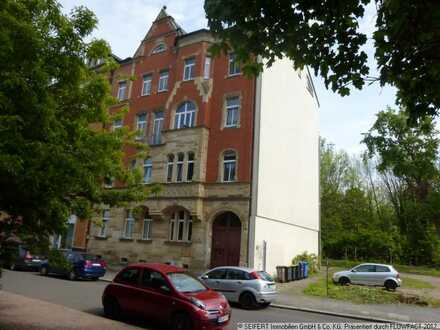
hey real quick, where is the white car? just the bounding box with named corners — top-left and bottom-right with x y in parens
top-left (333, 263), bottom-right (402, 290)
top-left (199, 266), bottom-right (277, 309)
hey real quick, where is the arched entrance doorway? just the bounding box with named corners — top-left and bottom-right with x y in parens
top-left (210, 212), bottom-right (241, 267)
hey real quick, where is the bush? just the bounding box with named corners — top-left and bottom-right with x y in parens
top-left (47, 249), bottom-right (72, 271)
top-left (292, 251), bottom-right (318, 274)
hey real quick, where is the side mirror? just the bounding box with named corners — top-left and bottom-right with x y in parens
top-left (351, 269), bottom-right (356, 273)
top-left (201, 275), bottom-right (208, 280)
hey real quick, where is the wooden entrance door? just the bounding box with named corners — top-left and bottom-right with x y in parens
top-left (210, 212), bottom-right (241, 267)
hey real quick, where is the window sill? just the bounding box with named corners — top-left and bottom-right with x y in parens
top-left (157, 89), bottom-right (168, 94)
top-left (136, 239), bottom-right (153, 244)
top-left (94, 235), bottom-right (109, 240)
top-left (223, 125), bottom-right (240, 129)
top-left (226, 73), bottom-right (242, 79)
top-left (119, 237), bottom-right (134, 242)
top-left (149, 142), bottom-right (166, 148)
top-left (182, 78), bottom-right (195, 83)
top-left (164, 240), bottom-right (192, 246)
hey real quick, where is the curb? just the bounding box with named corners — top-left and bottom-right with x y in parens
top-left (271, 303), bottom-right (403, 323)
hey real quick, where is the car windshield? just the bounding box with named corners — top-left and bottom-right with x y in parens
top-left (257, 271), bottom-right (274, 282)
top-left (168, 272), bottom-right (206, 293)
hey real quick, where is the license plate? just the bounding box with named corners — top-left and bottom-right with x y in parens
top-left (32, 259), bottom-right (41, 262)
top-left (217, 314), bottom-right (229, 323)
top-left (92, 263), bottom-right (101, 267)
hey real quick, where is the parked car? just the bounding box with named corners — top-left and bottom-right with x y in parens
top-left (1, 243), bottom-right (43, 271)
top-left (332, 263), bottom-right (401, 290)
top-left (40, 250), bottom-right (106, 280)
top-left (199, 266), bottom-right (277, 309)
top-left (102, 263), bottom-right (230, 330)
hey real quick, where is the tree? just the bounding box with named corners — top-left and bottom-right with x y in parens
top-left (204, 0), bottom-right (440, 119)
top-left (0, 0), bottom-right (153, 246)
top-left (363, 108), bottom-right (440, 264)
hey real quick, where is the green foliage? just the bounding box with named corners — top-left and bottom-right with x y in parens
top-left (0, 0), bottom-right (152, 243)
top-left (204, 0), bottom-right (440, 119)
top-left (292, 251), bottom-right (318, 274)
top-left (47, 249), bottom-right (72, 271)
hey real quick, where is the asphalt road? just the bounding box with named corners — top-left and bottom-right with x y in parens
top-left (1, 269), bottom-right (358, 329)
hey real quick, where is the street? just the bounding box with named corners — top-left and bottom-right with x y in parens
top-left (1, 269), bottom-right (357, 329)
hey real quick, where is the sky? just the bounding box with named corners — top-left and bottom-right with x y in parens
top-left (59, 0), bottom-right (397, 155)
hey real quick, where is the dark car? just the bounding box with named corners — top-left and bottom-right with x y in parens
top-left (40, 250), bottom-right (106, 280)
top-left (102, 263), bottom-right (231, 330)
top-left (1, 244), bottom-right (43, 271)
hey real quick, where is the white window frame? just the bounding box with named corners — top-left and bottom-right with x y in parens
top-left (169, 211), bottom-right (192, 242)
top-left (175, 102), bottom-right (196, 129)
top-left (142, 217), bottom-right (152, 240)
top-left (223, 151), bottom-right (237, 182)
top-left (158, 70), bottom-right (169, 92)
top-left (204, 56), bottom-right (211, 79)
top-left (136, 113), bottom-right (147, 140)
top-left (151, 43), bottom-right (166, 54)
top-left (166, 154), bottom-right (174, 183)
top-left (176, 153), bottom-right (184, 182)
top-left (143, 158), bottom-right (153, 184)
top-left (228, 53), bottom-right (241, 76)
top-left (99, 209), bottom-right (110, 237)
top-left (142, 74), bottom-right (152, 96)
top-left (117, 81), bottom-right (127, 101)
top-left (225, 96), bottom-right (240, 128)
top-left (187, 152), bottom-right (194, 182)
top-left (183, 58), bottom-right (195, 81)
top-left (112, 118), bottom-right (123, 131)
top-left (151, 112), bottom-right (163, 145)
top-left (123, 210), bottom-right (134, 239)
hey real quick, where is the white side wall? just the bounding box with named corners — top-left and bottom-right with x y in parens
top-left (250, 58), bottom-right (319, 275)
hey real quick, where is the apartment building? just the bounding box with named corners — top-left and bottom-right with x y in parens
top-left (84, 7), bottom-right (319, 273)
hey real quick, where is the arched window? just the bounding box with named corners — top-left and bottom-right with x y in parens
top-left (166, 154), bottom-right (174, 183)
top-left (223, 151), bottom-right (237, 182)
top-left (175, 101), bottom-right (196, 129)
top-left (187, 152), bottom-right (195, 181)
top-left (151, 43), bottom-right (166, 54)
top-left (169, 210), bottom-right (193, 242)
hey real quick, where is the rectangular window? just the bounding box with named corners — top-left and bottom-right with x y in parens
top-left (169, 218), bottom-right (176, 240)
top-left (167, 155), bottom-right (174, 183)
top-left (117, 81), bottom-right (127, 100)
top-left (176, 154), bottom-right (184, 182)
top-left (136, 113), bottom-right (147, 139)
top-left (228, 53), bottom-right (241, 76)
top-left (225, 96), bottom-right (240, 128)
top-left (142, 74), bottom-right (152, 96)
top-left (142, 218), bottom-right (152, 240)
top-left (158, 70), bottom-right (169, 92)
top-left (187, 216), bottom-right (193, 241)
top-left (112, 118), bottom-right (123, 131)
top-left (177, 211), bottom-right (185, 241)
top-left (151, 111), bottom-right (163, 145)
top-left (187, 153), bottom-right (194, 181)
top-left (123, 210), bottom-right (134, 239)
top-left (99, 209), bottom-right (110, 237)
top-left (223, 152), bottom-right (236, 182)
top-left (204, 56), bottom-right (211, 79)
top-left (183, 58), bottom-right (195, 81)
top-left (143, 158), bottom-right (152, 184)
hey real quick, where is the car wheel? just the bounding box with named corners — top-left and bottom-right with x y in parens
top-left (171, 312), bottom-right (192, 330)
top-left (339, 277), bottom-right (350, 286)
top-left (239, 292), bottom-right (257, 309)
top-left (385, 280), bottom-right (397, 291)
top-left (68, 270), bottom-right (77, 281)
top-left (40, 266), bottom-right (48, 276)
top-left (103, 297), bottom-right (121, 320)
top-left (260, 302), bottom-right (271, 308)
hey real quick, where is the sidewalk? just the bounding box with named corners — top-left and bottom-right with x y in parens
top-left (274, 289), bottom-right (440, 322)
top-left (0, 291), bottom-right (141, 330)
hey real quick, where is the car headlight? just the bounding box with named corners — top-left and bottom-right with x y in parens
top-left (190, 297), bottom-right (206, 310)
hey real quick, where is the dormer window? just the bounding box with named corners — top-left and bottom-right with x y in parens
top-left (151, 43), bottom-right (166, 55)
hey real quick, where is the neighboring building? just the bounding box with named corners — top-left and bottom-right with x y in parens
top-left (51, 215), bottom-right (89, 250)
top-left (84, 7), bottom-right (319, 273)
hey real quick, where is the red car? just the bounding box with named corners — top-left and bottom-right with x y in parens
top-left (102, 263), bottom-right (231, 330)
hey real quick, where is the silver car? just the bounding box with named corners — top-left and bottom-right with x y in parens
top-left (199, 266), bottom-right (277, 309)
top-left (332, 263), bottom-right (402, 290)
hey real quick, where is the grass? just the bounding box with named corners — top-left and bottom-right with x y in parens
top-left (304, 278), bottom-right (440, 307)
top-left (327, 259), bottom-right (440, 278)
top-left (402, 276), bottom-right (435, 289)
